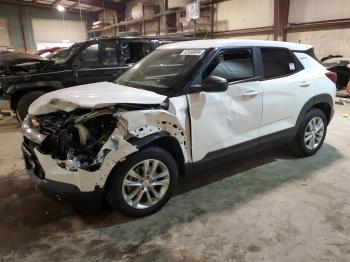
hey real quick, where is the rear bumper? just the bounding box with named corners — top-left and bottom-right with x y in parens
top-left (22, 143), bottom-right (104, 206)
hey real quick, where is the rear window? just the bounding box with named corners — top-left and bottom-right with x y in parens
top-left (261, 48), bottom-right (301, 79)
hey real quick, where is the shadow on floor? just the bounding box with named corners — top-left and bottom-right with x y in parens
top-left (0, 143), bottom-right (342, 255)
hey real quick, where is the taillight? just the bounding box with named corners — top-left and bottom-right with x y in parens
top-left (325, 72), bottom-right (337, 84)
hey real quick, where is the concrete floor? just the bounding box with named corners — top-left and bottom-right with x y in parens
top-left (0, 104), bottom-right (350, 261)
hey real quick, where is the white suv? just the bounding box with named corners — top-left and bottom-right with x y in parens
top-left (22, 40), bottom-right (336, 217)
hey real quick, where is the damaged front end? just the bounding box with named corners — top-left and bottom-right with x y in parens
top-left (36, 109), bottom-right (118, 172)
top-left (22, 98), bottom-right (189, 194)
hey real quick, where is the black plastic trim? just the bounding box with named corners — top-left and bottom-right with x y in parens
top-left (185, 94), bottom-right (334, 175)
top-left (295, 93), bottom-right (334, 127)
top-left (257, 47), bottom-right (305, 81)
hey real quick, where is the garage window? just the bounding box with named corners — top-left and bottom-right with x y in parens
top-left (261, 48), bottom-right (300, 79)
top-left (207, 49), bottom-right (254, 82)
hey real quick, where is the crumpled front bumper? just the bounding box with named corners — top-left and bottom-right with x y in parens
top-left (21, 132), bottom-right (104, 205)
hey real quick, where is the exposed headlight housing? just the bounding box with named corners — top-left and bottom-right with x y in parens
top-left (22, 115), bottom-right (47, 144)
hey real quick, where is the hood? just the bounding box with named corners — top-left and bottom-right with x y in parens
top-left (29, 82), bottom-right (167, 115)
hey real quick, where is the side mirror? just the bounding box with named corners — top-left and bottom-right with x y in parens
top-left (202, 75), bottom-right (228, 92)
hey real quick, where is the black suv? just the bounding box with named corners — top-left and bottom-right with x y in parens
top-left (0, 36), bottom-right (188, 121)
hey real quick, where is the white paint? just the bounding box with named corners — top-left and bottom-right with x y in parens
top-left (159, 39), bottom-right (312, 51)
top-left (118, 107), bottom-right (190, 162)
top-left (26, 40), bottom-right (336, 193)
top-left (35, 148), bottom-right (98, 192)
top-left (28, 82), bottom-right (167, 115)
top-left (188, 81), bottom-right (262, 161)
top-left (260, 52), bottom-right (334, 137)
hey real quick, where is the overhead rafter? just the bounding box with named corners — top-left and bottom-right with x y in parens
top-left (0, 0), bottom-right (124, 12)
top-left (69, 2), bottom-right (80, 10)
top-left (68, 0), bottom-right (124, 10)
top-left (51, 0), bottom-right (62, 7)
top-left (0, 0), bottom-right (85, 13)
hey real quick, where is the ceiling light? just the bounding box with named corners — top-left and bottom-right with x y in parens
top-left (57, 4), bottom-right (65, 12)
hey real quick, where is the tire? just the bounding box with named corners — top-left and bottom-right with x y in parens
top-left (16, 91), bottom-right (45, 122)
top-left (292, 108), bottom-right (327, 157)
top-left (107, 147), bottom-right (178, 217)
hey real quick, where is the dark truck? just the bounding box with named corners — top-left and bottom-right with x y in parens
top-left (0, 36), bottom-right (190, 121)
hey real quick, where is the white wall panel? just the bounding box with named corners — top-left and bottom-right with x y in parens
top-left (289, 0), bottom-right (350, 23)
top-left (287, 29), bottom-right (350, 59)
top-left (0, 17), bottom-right (11, 47)
top-left (32, 18), bottom-right (86, 45)
top-left (215, 0), bottom-right (274, 31)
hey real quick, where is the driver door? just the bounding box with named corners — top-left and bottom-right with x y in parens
top-left (188, 48), bottom-right (263, 162)
top-left (74, 41), bottom-right (122, 84)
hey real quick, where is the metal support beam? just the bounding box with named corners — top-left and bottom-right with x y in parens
top-left (0, 0), bottom-right (84, 13)
top-left (274, 0), bottom-right (290, 41)
top-left (51, 0), bottom-right (61, 7)
top-left (286, 18), bottom-right (350, 32)
top-left (213, 26), bottom-right (274, 37)
top-left (69, 0), bottom-right (122, 10)
top-left (69, 2), bottom-right (80, 10)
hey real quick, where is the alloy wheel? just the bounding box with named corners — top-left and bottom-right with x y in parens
top-left (122, 159), bottom-right (170, 209)
top-left (304, 116), bottom-right (325, 150)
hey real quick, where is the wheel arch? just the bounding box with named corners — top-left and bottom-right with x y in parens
top-left (130, 132), bottom-right (186, 176)
top-left (296, 94), bottom-right (334, 129)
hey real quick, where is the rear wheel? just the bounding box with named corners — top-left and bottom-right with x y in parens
top-left (16, 91), bottom-right (45, 122)
top-left (107, 147), bottom-right (178, 217)
top-left (292, 108), bottom-right (327, 157)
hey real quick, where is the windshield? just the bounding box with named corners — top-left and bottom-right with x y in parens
top-left (47, 48), bottom-right (69, 61)
top-left (118, 48), bottom-right (206, 95)
top-left (54, 43), bottom-right (81, 64)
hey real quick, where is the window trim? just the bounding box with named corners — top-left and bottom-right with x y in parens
top-left (98, 40), bottom-right (119, 67)
top-left (199, 47), bottom-right (259, 84)
top-left (258, 47), bottom-right (304, 81)
top-left (119, 40), bottom-right (153, 65)
top-left (207, 48), bottom-right (256, 84)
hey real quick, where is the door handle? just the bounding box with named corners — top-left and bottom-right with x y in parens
top-left (300, 81), bottom-right (311, 87)
top-left (242, 90), bottom-right (259, 98)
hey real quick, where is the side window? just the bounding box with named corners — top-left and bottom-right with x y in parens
top-left (207, 49), bottom-right (254, 82)
top-left (100, 41), bottom-right (118, 66)
top-left (122, 42), bottom-right (153, 64)
top-left (261, 48), bottom-right (300, 79)
top-left (77, 44), bottom-right (99, 68)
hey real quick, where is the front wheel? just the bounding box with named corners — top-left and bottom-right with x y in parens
top-left (107, 147), bottom-right (178, 217)
top-left (16, 91), bottom-right (45, 122)
top-left (292, 108), bottom-right (327, 157)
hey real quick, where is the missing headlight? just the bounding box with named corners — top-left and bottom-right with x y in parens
top-left (39, 109), bottom-right (117, 171)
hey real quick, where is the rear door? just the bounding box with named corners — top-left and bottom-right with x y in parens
top-left (259, 48), bottom-right (315, 138)
top-left (74, 40), bottom-right (124, 84)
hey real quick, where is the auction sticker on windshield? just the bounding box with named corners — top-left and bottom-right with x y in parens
top-left (180, 49), bottom-right (206, 56)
